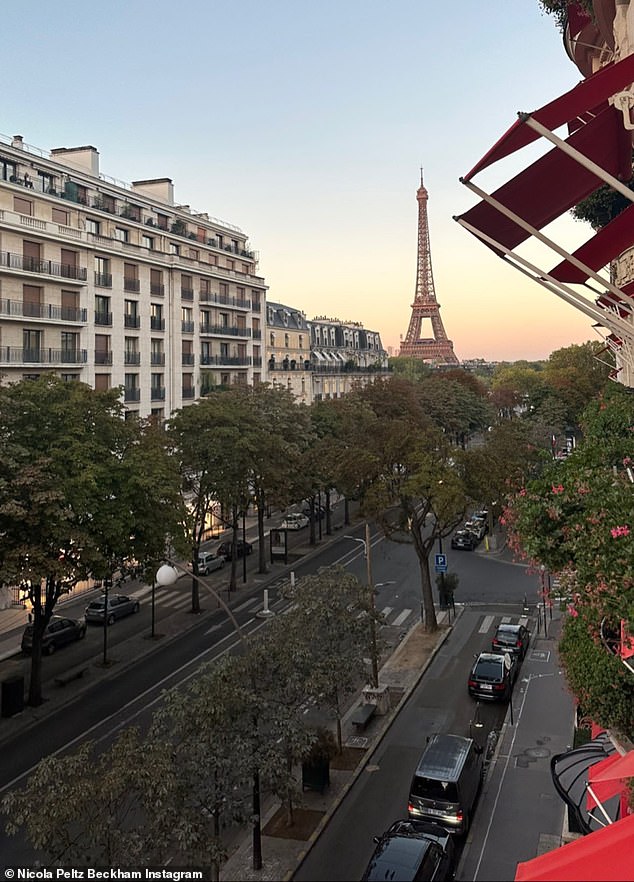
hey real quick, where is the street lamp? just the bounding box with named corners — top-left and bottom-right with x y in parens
top-left (345, 523), bottom-right (380, 689)
top-left (154, 560), bottom-right (263, 871)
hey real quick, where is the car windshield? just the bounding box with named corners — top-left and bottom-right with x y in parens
top-left (495, 628), bottom-right (519, 644)
top-left (87, 601), bottom-right (105, 611)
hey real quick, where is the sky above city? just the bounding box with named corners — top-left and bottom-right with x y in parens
top-left (4, 0), bottom-right (601, 361)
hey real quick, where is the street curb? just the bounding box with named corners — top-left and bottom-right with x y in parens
top-left (285, 608), bottom-right (462, 882)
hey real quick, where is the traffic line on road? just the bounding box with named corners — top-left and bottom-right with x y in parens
top-left (391, 609), bottom-right (412, 628)
top-left (479, 614), bottom-right (495, 633)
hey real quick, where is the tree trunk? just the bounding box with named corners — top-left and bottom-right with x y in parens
top-left (325, 489), bottom-right (332, 535)
top-left (418, 551), bottom-right (438, 632)
top-left (256, 491), bottom-right (268, 575)
top-left (344, 496), bottom-right (350, 526)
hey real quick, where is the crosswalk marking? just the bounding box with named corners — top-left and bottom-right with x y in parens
top-left (391, 608), bottom-right (412, 628)
top-left (501, 616), bottom-right (512, 624)
top-left (479, 614), bottom-right (495, 633)
top-left (380, 607), bottom-right (393, 619)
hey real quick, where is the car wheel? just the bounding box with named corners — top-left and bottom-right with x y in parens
top-left (46, 643), bottom-right (56, 656)
top-left (78, 628), bottom-right (86, 640)
top-left (133, 602), bottom-right (140, 613)
top-left (107, 614), bottom-right (116, 626)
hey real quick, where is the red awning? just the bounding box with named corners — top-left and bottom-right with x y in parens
top-left (514, 812), bottom-right (634, 881)
top-left (592, 750), bottom-right (634, 783)
top-left (587, 754), bottom-right (627, 809)
top-left (464, 52), bottom-right (634, 181)
top-left (550, 201), bottom-right (634, 283)
top-left (459, 105), bottom-right (630, 255)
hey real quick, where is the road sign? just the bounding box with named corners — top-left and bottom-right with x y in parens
top-left (434, 553), bottom-right (447, 573)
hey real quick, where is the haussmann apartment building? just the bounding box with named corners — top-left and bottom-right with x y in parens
top-left (0, 133), bottom-right (266, 419)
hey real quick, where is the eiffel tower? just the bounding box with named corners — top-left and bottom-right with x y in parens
top-left (399, 173), bottom-right (459, 364)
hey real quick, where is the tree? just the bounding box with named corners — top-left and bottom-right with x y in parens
top-left (341, 377), bottom-right (468, 631)
top-left (282, 566), bottom-right (377, 750)
top-left (542, 342), bottom-right (611, 425)
top-left (3, 728), bottom-right (176, 866)
top-left (0, 378), bottom-right (181, 705)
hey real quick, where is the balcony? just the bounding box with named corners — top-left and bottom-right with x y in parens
top-left (0, 298), bottom-right (86, 323)
top-left (199, 291), bottom-right (252, 309)
top-left (124, 315), bottom-right (141, 329)
top-left (0, 251), bottom-right (87, 282)
top-left (181, 321), bottom-right (194, 334)
top-left (94, 311), bottom-right (113, 326)
top-left (124, 278), bottom-right (140, 293)
top-left (252, 329), bottom-right (262, 340)
top-left (199, 324), bottom-right (251, 337)
top-left (95, 350), bottom-right (113, 365)
top-left (151, 386), bottom-right (166, 401)
top-left (181, 287), bottom-right (194, 300)
top-left (0, 347), bottom-right (88, 365)
top-left (124, 388), bottom-right (141, 402)
top-left (151, 353), bottom-right (165, 366)
top-left (182, 353), bottom-right (195, 365)
top-left (150, 283), bottom-right (165, 297)
top-left (124, 352), bottom-right (141, 365)
top-left (200, 354), bottom-right (251, 367)
top-left (150, 317), bottom-right (165, 331)
top-left (95, 272), bottom-right (112, 288)
top-left (182, 387), bottom-right (195, 399)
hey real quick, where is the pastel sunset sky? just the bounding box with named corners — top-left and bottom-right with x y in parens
top-left (4, 0), bottom-right (599, 360)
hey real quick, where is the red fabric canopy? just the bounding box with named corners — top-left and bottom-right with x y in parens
top-left (592, 750), bottom-right (634, 783)
top-left (587, 754), bottom-right (627, 809)
top-left (514, 812), bottom-right (634, 881)
top-left (464, 52), bottom-right (634, 181)
top-left (459, 106), bottom-right (629, 255)
top-left (550, 201), bottom-right (634, 283)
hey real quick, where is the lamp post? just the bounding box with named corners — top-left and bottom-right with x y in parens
top-left (155, 560), bottom-right (262, 871)
top-left (345, 523), bottom-right (379, 689)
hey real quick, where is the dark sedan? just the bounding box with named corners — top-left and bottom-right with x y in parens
top-left (361, 819), bottom-right (455, 881)
top-left (217, 539), bottom-right (253, 561)
top-left (451, 529), bottom-right (478, 551)
top-left (85, 594), bottom-right (140, 625)
top-left (21, 615), bottom-right (87, 655)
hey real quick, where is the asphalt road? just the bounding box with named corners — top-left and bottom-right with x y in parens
top-left (0, 519), bottom-right (538, 869)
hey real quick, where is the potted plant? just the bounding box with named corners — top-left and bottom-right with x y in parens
top-left (301, 727), bottom-right (337, 794)
top-left (170, 219), bottom-right (187, 236)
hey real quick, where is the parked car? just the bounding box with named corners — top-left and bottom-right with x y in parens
top-left (85, 594), bottom-right (140, 625)
top-left (196, 550), bottom-right (225, 575)
top-left (491, 623), bottom-right (530, 661)
top-left (471, 510), bottom-right (490, 532)
top-left (361, 819), bottom-right (455, 881)
top-left (408, 733), bottom-right (484, 835)
top-left (468, 651), bottom-right (517, 702)
top-left (303, 504), bottom-right (326, 521)
top-left (451, 529), bottom-right (478, 551)
top-left (280, 513), bottom-right (310, 531)
top-left (463, 519), bottom-right (486, 541)
top-left (21, 615), bottom-right (87, 655)
top-left (217, 539), bottom-right (253, 561)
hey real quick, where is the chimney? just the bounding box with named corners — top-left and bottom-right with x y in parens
top-left (11, 135), bottom-right (24, 149)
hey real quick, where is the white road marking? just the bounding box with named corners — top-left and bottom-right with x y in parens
top-left (479, 614), bottom-right (495, 633)
top-left (392, 609), bottom-right (412, 628)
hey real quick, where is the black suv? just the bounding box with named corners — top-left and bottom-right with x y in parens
top-left (468, 651), bottom-right (517, 701)
top-left (491, 623), bottom-right (530, 661)
top-left (451, 529), bottom-right (478, 551)
top-left (361, 819), bottom-right (455, 881)
top-left (217, 539), bottom-right (253, 561)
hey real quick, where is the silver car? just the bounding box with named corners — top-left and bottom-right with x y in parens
top-left (85, 594), bottom-right (140, 625)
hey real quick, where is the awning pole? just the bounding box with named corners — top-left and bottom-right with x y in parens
top-left (586, 784), bottom-right (614, 825)
top-left (460, 176), bottom-right (633, 314)
top-left (455, 217), bottom-right (634, 342)
top-left (523, 115), bottom-right (634, 204)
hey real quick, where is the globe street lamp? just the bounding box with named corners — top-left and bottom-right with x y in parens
top-left (154, 560), bottom-right (263, 871)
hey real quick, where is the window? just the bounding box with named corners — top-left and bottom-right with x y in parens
top-left (156, 213), bottom-right (169, 231)
top-left (23, 329), bottom-right (42, 359)
top-left (95, 256), bottom-right (111, 287)
top-left (226, 259), bottom-right (234, 271)
top-left (188, 248), bottom-right (199, 260)
top-left (285, 333), bottom-right (290, 348)
top-left (181, 275), bottom-right (193, 298)
top-left (123, 263), bottom-right (139, 292)
top-left (242, 263), bottom-right (249, 274)
top-left (85, 217), bottom-right (100, 235)
top-left (37, 171), bottom-right (56, 193)
top-left (299, 334), bottom-right (304, 349)
top-left (95, 334), bottom-right (111, 364)
top-left (1, 157), bottom-right (17, 181)
top-left (94, 374), bottom-right (110, 391)
top-left (52, 207), bottom-right (69, 225)
top-left (170, 242), bottom-right (180, 255)
top-left (151, 303), bottom-right (164, 331)
top-left (114, 227), bottom-right (129, 243)
top-left (124, 300), bottom-right (140, 329)
top-left (22, 284), bottom-right (42, 317)
top-left (61, 332), bottom-right (79, 362)
top-left (251, 291), bottom-right (261, 311)
top-left (14, 196), bottom-right (32, 216)
top-left (270, 332), bottom-right (275, 346)
top-left (95, 294), bottom-right (111, 325)
top-left (142, 235), bottom-right (154, 250)
top-left (150, 268), bottom-right (164, 296)
top-left (219, 312), bottom-right (229, 328)
top-left (200, 278), bottom-right (211, 297)
top-left (219, 282), bottom-right (229, 297)
top-left (125, 337), bottom-right (140, 365)
top-left (151, 339), bottom-right (164, 365)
